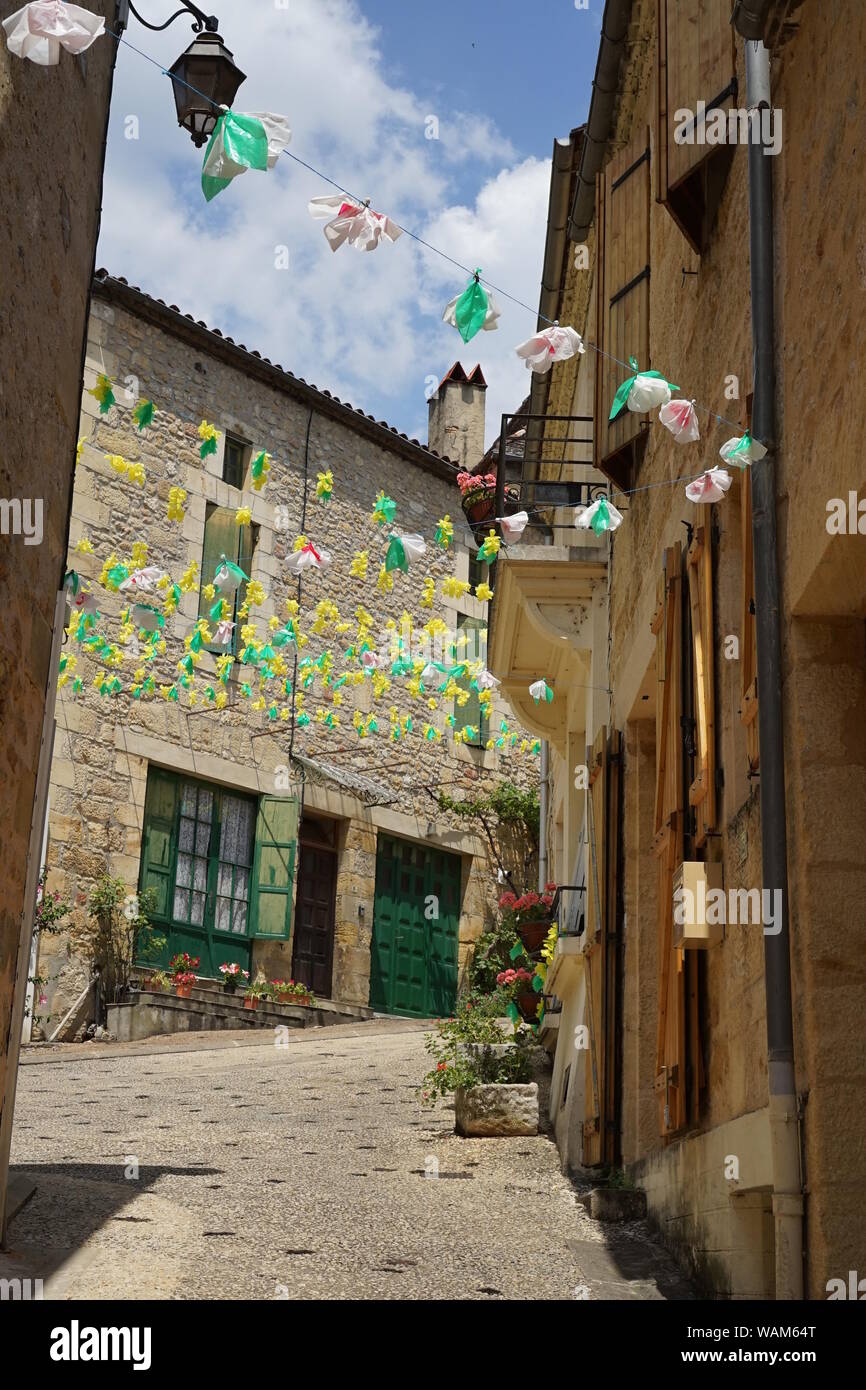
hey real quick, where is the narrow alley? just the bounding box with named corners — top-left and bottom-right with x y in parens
top-left (5, 1022), bottom-right (692, 1301)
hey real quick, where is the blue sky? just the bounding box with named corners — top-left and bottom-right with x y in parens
top-left (99, 0), bottom-right (600, 447)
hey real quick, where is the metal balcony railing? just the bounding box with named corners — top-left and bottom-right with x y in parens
top-left (493, 411), bottom-right (608, 524)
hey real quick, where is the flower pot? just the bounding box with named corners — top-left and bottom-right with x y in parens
top-left (223, 980), bottom-right (238, 994)
top-left (462, 489), bottom-right (496, 524)
top-left (243, 996), bottom-right (259, 1011)
top-left (516, 988), bottom-right (540, 1022)
top-left (517, 919), bottom-right (551, 954)
top-left (175, 983), bottom-right (193, 998)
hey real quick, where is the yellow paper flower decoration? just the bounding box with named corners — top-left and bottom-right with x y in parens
top-left (167, 486), bottom-right (187, 522)
top-left (350, 550), bottom-right (369, 579)
top-left (235, 507), bottom-right (251, 527)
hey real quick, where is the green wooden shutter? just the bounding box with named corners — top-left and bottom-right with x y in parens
top-left (199, 505), bottom-right (238, 616)
top-left (139, 768), bottom-right (179, 923)
top-left (200, 504), bottom-right (252, 656)
top-left (250, 796), bottom-right (299, 937)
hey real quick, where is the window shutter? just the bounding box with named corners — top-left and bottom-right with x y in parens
top-left (740, 471), bottom-right (759, 773)
top-left (656, 0), bottom-right (738, 252)
top-left (582, 726), bottom-right (620, 1167)
top-left (200, 505), bottom-right (256, 656)
top-left (652, 545), bottom-right (689, 1137)
top-left (139, 768), bottom-right (179, 923)
top-left (687, 525), bottom-right (716, 845)
top-left (250, 796), bottom-right (299, 938)
top-left (593, 127), bottom-right (651, 491)
top-left (455, 615), bottom-right (487, 746)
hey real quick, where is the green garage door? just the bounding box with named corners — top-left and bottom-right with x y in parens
top-left (370, 835), bottom-right (462, 1018)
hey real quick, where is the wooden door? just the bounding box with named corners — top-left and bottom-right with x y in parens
top-left (370, 836), bottom-right (461, 1018)
top-left (291, 841), bottom-right (337, 997)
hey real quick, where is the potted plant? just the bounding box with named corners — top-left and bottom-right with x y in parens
top-left (146, 970), bottom-right (173, 993)
top-left (498, 885), bottom-right (557, 954)
top-left (243, 978), bottom-right (270, 1011)
top-left (456, 471), bottom-right (519, 526)
top-left (271, 979), bottom-right (315, 1006)
top-left (219, 962), bottom-right (250, 994)
top-left (495, 965), bottom-right (539, 1023)
top-left (169, 952), bottom-right (200, 997)
top-left (421, 999), bottom-right (538, 1136)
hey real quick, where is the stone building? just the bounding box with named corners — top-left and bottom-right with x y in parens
top-left (37, 270), bottom-right (538, 1033)
top-left (489, 0), bottom-right (865, 1300)
top-left (0, 4), bottom-right (117, 1237)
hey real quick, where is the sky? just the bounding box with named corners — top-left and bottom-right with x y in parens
top-left (99, 0), bottom-right (601, 447)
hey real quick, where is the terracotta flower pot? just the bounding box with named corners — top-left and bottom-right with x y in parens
top-left (516, 988), bottom-right (540, 1022)
top-left (461, 489), bottom-right (496, 524)
top-left (175, 983), bottom-right (193, 998)
top-left (517, 919), bottom-right (551, 954)
top-left (243, 996), bottom-right (259, 1011)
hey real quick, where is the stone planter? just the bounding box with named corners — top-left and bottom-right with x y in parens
top-left (589, 1187), bottom-right (647, 1223)
top-left (454, 1082), bottom-right (539, 1137)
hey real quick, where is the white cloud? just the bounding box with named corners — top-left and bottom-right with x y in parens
top-left (99, 0), bottom-right (549, 452)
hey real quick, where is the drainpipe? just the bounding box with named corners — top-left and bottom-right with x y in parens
top-left (538, 741), bottom-right (549, 893)
top-left (745, 39), bottom-right (803, 1300)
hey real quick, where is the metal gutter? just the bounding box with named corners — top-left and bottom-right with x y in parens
top-left (525, 131), bottom-right (584, 477)
top-left (744, 38), bottom-right (803, 1301)
top-left (731, 0), bottom-right (774, 39)
top-left (567, 0), bottom-right (635, 244)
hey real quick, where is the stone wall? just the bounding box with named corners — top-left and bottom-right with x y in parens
top-left (0, 8), bottom-right (116, 1204)
top-left (540, 0), bottom-right (866, 1298)
top-left (39, 280), bottom-right (538, 1019)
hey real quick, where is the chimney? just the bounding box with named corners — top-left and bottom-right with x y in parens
top-left (427, 363), bottom-right (487, 470)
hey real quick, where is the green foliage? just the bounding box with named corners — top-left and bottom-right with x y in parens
top-left (601, 1167), bottom-right (635, 1190)
top-left (26, 875), bottom-right (73, 1026)
top-left (68, 877), bottom-right (163, 1009)
top-left (468, 917), bottom-right (522, 993)
top-left (420, 994), bottom-right (532, 1106)
top-left (437, 781), bottom-right (540, 846)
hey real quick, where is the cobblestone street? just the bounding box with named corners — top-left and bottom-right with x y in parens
top-left (5, 1022), bottom-right (692, 1301)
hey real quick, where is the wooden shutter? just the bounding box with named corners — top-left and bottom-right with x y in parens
top-left (652, 545), bottom-right (689, 1137)
top-left (139, 768), bottom-right (179, 924)
top-left (250, 796), bottom-right (299, 938)
top-left (594, 127), bottom-right (651, 491)
top-left (582, 726), bottom-right (621, 1167)
top-left (656, 0), bottom-right (738, 252)
top-left (740, 471), bottom-right (759, 773)
top-left (687, 526), bottom-right (716, 845)
top-left (455, 615), bottom-right (486, 747)
top-left (200, 505), bottom-right (257, 656)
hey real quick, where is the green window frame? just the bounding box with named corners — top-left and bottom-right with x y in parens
top-left (138, 768), bottom-right (299, 974)
top-left (454, 614), bottom-right (487, 748)
top-left (468, 551), bottom-right (489, 594)
top-left (198, 503), bottom-right (256, 656)
top-left (223, 434), bottom-right (249, 490)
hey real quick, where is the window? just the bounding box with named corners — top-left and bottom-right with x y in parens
top-left (593, 126), bottom-right (651, 492)
top-left (138, 768), bottom-right (299, 976)
top-left (222, 434), bottom-right (249, 490)
top-left (468, 550), bottom-right (489, 594)
top-left (656, 0), bottom-right (737, 253)
top-left (454, 614), bottom-right (487, 748)
top-left (199, 503), bottom-right (256, 654)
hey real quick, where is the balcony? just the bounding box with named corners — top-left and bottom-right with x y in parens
top-left (485, 411), bottom-right (610, 749)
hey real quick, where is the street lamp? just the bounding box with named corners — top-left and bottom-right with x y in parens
top-left (119, 3), bottom-right (246, 148)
